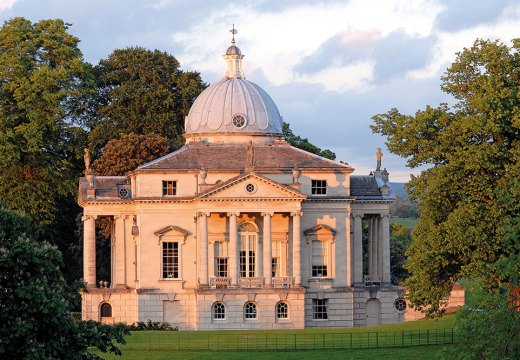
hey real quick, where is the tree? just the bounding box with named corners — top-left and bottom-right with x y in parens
top-left (92, 133), bottom-right (173, 176)
top-left (390, 223), bottom-right (411, 285)
top-left (371, 39), bottom-right (520, 315)
top-left (0, 205), bottom-right (130, 359)
top-left (283, 122), bottom-right (336, 160)
top-left (87, 47), bottom-right (206, 152)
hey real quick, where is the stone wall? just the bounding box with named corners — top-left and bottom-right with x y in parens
top-left (353, 287), bottom-right (404, 327)
top-left (81, 289), bottom-right (137, 324)
top-left (304, 289), bottom-right (354, 328)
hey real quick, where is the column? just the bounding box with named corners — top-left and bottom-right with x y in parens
top-left (83, 215), bottom-right (96, 288)
top-left (377, 216), bottom-right (382, 277)
top-left (198, 212), bottom-right (209, 287)
top-left (353, 213), bottom-right (363, 285)
top-left (262, 212), bottom-right (273, 286)
top-left (346, 209), bottom-right (353, 287)
top-left (257, 232), bottom-right (263, 279)
top-left (368, 217), bottom-right (373, 275)
top-left (227, 212), bottom-right (239, 286)
top-left (382, 214), bottom-right (391, 284)
top-left (114, 215), bottom-right (127, 288)
top-left (291, 211), bottom-right (302, 286)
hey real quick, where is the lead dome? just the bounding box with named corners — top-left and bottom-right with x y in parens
top-left (184, 40), bottom-right (284, 141)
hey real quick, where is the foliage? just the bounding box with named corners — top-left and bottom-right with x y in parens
top-left (87, 47), bottom-right (206, 152)
top-left (77, 321), bottom-right (130, 359)
top-left (130, 320), bottom-right (177, 331)
top-left (92, 133), bottom-right (173, 176)
top-left (442, 287), bottom-right (520, 360)
top-left (371, 38), bottom-right (520, 315)
top-left (283, 122), bottom-right (336, 160)
top-left (0, 206), bottom-right (130, 359)
top-left (390, 223), bottom-right (412, 285)
top-left (390, 195), bottom-right (419, 218)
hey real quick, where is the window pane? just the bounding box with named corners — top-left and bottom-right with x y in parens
top-left (276, 302), bottom-right (288, 319)
top-left (162, 180), bottom-right (177, 196)
top-left (312, 299), bottom-right (328, 320)
top-left (244, 302), bottom-right (257, 319)
top-left (162, 242), bottom-right (179, 279)
top-left (213, 302), bottom-right (226, 319)
top-left (311, 180), bottom-right (327, 195)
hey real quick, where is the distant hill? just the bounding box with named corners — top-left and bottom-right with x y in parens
top-left (389, 182), bottom-right (408, 199)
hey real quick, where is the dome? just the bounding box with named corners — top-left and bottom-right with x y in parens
top-left (185, 78), bottom-right (283, 136)
top-left (184, 35), bottom-right (284, 141)
top-left (226, 45), bottom-right (241, 55)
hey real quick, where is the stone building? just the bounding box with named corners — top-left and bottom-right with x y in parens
top-left (79, 36), bottom-right (404, 329)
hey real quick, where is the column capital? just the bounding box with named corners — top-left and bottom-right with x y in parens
top-left (261, 212), bottom-right (274, 217)
top-left (290, 211), bottom-right (303, 217)
top-left (226, 212), bottom-right (240, 217)
top-left (81, 214), bottom-right (97, 222)
top-left (381, 213), bottom-right (391, 218)
top-left (352, 213), bottom-right (364, 219)
top-left (198, 211), bottom-right (211, 217)
top-left (114, 214), bottom-right (128, 220)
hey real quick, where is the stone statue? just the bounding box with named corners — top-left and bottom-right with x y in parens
top-left (83, 148), bottom-right (90, 173)
top-left (376, 147), bottom-right (382, 171)
top-left (247, 141), bottom-right (255, 168)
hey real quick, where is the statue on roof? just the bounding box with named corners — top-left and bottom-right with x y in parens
top-left (247, 140), bottom-right (255, 168)
top-left (376, 147), bottom-right (382, 171)
top-left (83, 148), bottom-right (90, 173)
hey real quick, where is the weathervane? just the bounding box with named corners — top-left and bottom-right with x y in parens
top-left (230, 24), bottom-right (237, 44)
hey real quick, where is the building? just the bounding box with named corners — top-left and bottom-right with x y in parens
top-left (79, 35), bottom-right (404, 329)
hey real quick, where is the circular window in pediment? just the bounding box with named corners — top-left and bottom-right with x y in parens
top-left (232, 114), bottom-right (247, 129)
top-left (118, 188), bottom-right (129, 198)
top-left (245, 183), bottom-right (257, 194)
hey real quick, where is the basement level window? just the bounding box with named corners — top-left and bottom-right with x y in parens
top-left (162, 180), bottom-right (177, 196)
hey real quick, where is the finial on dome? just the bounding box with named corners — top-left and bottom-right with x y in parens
top-left (230, 24), bottom-right (237, 44)
top-left (223, 25), bottom-right (245, 79)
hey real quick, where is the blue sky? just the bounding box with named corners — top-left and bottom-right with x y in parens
top-left (1, 0), bottom-right (518, 181)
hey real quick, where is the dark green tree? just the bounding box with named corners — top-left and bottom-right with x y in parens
top-left (0, 205), bottom-right (130, 359)
top-left (371, 39), bottom-right (520, 315)
top-left (87, 47), bottom-right (206, 152)
top-left (283, 122), bottom-right (336, 160)
top-left (390, 223), bottom-right (411, 285)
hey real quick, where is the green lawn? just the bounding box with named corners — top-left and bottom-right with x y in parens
top-left (390, 218), bottom-right (418, 229)
top-left (95, 315), bottom-right (455, 359)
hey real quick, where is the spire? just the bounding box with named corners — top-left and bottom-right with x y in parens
top-left (223, 25), bottom-right (245, 79)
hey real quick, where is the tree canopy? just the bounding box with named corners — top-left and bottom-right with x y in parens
top-left (283, 122), bottom-right (336, 160)
top-left (371, 38), bottom-right (520, 315)
top-left (87, 47), bottom-right (206, 152)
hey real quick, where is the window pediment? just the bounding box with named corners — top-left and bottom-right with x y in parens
top-left (154, 225), bottom-right (191, 244)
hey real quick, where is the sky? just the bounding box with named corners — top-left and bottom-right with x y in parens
top-left (1, 0), bottom-right (518, 182)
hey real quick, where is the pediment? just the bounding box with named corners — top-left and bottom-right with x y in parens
top-left (154, 225), bottom-right (191, 243)
top-left (196, 172), bottom-right (306, 201)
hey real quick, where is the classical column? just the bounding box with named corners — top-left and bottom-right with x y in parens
top-left (346, 209), bottom-right (353, 287)
top-left (353, 213), bottom-right (363, 285)
top-left (198, 212), bottom-right (209, 287)
top-left (114, 215), bottom-right (127, 288)
top-left (368, 217), bottom-right (373, 276)
top-left (83, 215), bottom-right (96, 288)
top-left (262, 212), bottom-right (273, 286)
top-left (382, 214), bottom-right (391, 284)
top-left (227, 212), bottom-right (239, 286)
top-left (291, 211), bottom-right (302, 286)
top-left (377, 216), bottom-right (382, 277)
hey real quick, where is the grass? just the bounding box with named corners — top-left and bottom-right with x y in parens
top-left (390, 218), bottom-right (418, 229)
top-left (95, 314), bottom-right (455, 359)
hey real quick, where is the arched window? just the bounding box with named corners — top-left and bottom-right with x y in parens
top-left (244, 302), bottom-right (257, 319)
top-left (276, 302), bottom-right (288, 319)
top-left (213, 302), bottom-right (226, 320)
top-left (238, 222), bottom-right (258, 278)
top-left (100, 303), bottom-right (112, 318)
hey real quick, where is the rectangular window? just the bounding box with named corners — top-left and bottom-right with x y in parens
top-left (312, 299), bottom-right (328, 320)
top-left (162, 242), bottom-right (179, 279)
top-left (311, 240), bottom-right (328, 277)
top-left (240, 234), bottom-right (256, 277)
top-left (214, 241), bottom-right (228, 277)
top-left (272, 241), bottom-right (281, 277)
top-left (162, 180), bottom-right (177, 196)
top-left (311, 180), bottom-right (327, 195)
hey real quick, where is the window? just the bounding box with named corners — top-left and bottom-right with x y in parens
top-left (213, 302), bottom-right (226, 320)
top-left (272, 241), bottom-right (282, 277)
top-left (311, 240), bottom-right (328, 277)
top-left (239, 222), bottom-right (257, 278)
top-left (276, 302), bottom-right (288, 319)
top-left (100, 303), bottom-right (112, 318)
top-left (311, 180), bottom-right (327, 195)
top-left (394, 298), bottom-right (407, 312)
top-left (214, 241), bottom-right (228, 277)
top-left (162, 180), bottom-right (177, 196)
top-left (244, 302), bottom-right (257, 319)
top-left (232, 114), bottom-right (247, 129)
top-left (312, 299), bottom-right (328, 320)
top-left (162, 242), bottom-right (179, 279)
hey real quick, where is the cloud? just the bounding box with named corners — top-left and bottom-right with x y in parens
top-left (0, 0), bottom-right (16, 11)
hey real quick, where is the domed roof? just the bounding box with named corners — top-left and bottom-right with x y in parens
top-left (185, 78), bottom-right (283, 135)
top-left (184, 34), bottom-right (283, 139)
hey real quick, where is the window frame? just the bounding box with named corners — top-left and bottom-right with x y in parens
top-left (162, 180), bottom-right (177, 196)
top-left (100, 302), bottom-right (112, 318)
top-left (161, 241), bottom-right (180, 280)
top-left (212, 302), bottom-right (226, 320)
top-left (312, 298), bottom-right (329, 320)
top-left (244, 301), bottom-right (258, 320)
top-left (311, 239), bottom-right (328, 278)
top-left (276, 301), bottom-right (289, 320)
top-left (214, 241), bottom-right (229, 277)
top-left (238, 222), bottom-right (258, 278)
top-left (311, 179), bottom-right (327, 195)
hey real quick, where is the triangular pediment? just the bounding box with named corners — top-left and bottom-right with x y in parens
top-left (154, 225), bottom-right (191, 237)
top-left (196, 172), bottom-right (306, 200)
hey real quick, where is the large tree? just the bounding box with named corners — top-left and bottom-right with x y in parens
top-left (371, 39), bottom-right (520, 314)
top-left (283, 122), bottom-right (336, 160)
top-left (87, 47), bottom-right (206, 152)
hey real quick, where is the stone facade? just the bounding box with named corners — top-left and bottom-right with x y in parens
top-left (79, 36), bottom-right (405, 330)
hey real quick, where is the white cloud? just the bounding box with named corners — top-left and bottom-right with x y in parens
top-left (0, 0), bottom-right (16, 11)
top-left (172, 0), bottom-right (443, 91)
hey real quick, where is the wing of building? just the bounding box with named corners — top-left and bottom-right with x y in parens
top-left (79, 36), bottom-right (403, 329)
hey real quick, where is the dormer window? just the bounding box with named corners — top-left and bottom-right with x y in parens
top-left (162, 180), bottom-right (177, 196)
top-left (311, 180), bottom-right (327, 195)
